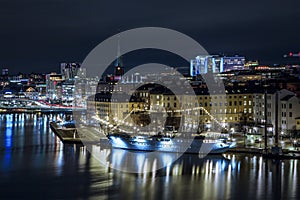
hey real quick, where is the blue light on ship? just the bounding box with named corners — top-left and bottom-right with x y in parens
top-left (110, 136), bottom-right (128, 148)
top-left (133, 136), bottom-right (147, 143)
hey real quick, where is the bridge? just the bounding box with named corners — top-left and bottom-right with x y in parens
top-left (0, 98), bottom-right (85, 113)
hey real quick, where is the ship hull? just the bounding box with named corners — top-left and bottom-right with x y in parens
top-left (106, 135), bottom-right (235, 154)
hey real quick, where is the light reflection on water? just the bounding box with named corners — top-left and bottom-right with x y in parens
top-left (0, 113), bottom-right (299, 199)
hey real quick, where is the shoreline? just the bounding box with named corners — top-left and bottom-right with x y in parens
top-left (49, 121), bottom-right (300, 159)
top-left (0, 107), bottom-right (86, 114)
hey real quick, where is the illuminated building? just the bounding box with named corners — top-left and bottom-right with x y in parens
top-left (253, 89), bottom-right (300, 136)
top-left (190, 55), bottom-right (222, 76)
top-left (2, 68), bottom-right (8, 76)
top-left (60, 62), bottom-right (82, 80)
top-left (222, 56), bottom-right (245, 71)
top-left (190, 55), bottom-right (245, 76)
top-left (46, 73), bottom-right (63, 101)
top-left (149, 86), bottom-right (254, 131)
top-left (194, 88), bottom-right (254, 131)
top-left (280, 94), bottom-right (300, 132)
top-left (88, 92), bottom-right (146, 128)
top-left (35, 83), bottom-right (47, 100)
top-left (90, 84), bottom-right (257, 133)
top-left (244, 60), bottom-right (259, 69)
top-left (61, 80), bottom-right (75, 106)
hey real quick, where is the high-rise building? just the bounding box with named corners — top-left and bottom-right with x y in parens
top-left (190, 55), bottom-right (222, 76)
top-left (60, 63), bottom-right (81, 80)
top-left (46, 73), bottom-right (63, 101)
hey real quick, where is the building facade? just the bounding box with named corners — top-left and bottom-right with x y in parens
top-left (190, 55), bottom-right (246, 76)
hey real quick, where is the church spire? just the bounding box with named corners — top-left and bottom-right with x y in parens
top-left (115, 34), bottom-right (123, 67)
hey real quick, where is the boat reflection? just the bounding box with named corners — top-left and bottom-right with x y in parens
top-left (93, 145), bottom-right (232, 175)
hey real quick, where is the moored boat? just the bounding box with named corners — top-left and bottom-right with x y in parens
top-left (105, 132), bottom-right (236, 154)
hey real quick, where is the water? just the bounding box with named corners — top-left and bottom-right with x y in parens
top-left (0, 113), bottom-right (299, 199)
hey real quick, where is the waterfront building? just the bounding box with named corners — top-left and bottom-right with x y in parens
top-left (253, 89), bottom-right (300, 136)
top-left (90, 83), bottom-right (256, 133)
top-left (194, 87), bottom-right (254, 131)
top-left (296, 117), bottom-right (300, 131)
top-left (87, 92), bottom-right (146, 128)
top-left (280, 95), bottom-right (300, 132)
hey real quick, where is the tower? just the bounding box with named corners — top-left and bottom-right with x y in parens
top-left (114, 36), bottom-right (124, 76)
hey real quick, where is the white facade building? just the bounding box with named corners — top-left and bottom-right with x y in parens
top-left (253, 89), bottom-right (300, 135)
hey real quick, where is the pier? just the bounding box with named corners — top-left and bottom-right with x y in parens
top-left (50, 122), bottom-right (106, 144)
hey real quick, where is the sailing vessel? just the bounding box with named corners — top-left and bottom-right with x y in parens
top-left (105, 131), bottom-right (236, 154)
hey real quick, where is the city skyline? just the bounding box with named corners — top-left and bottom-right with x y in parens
top-left (0, 0), bottom-right (299, 74)
top-left (1, 1), bottom-right (300, 199)
top-left (0, 51), bottom-right (299, 76)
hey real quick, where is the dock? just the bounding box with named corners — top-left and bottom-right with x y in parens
top-left (50, 122), bottom-right (300, 159)
top-left (50, 122), bottom-right (105, 144)
top-left (228, 147), bottom-right (263, 154)
top-left (228, 146), bottom-right (300, 159)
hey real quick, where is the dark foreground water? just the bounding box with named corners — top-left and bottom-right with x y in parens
top-left (0, 113), bottom-right (299, 200)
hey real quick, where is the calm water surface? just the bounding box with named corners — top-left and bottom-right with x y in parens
top-left (0, 113), bottom-right (299, 200)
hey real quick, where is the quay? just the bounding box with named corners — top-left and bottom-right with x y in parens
top-left (228, 147), bottom-right (300, 159)
top-left (50, 122), bottom-right (105, 144)
top-left (50, 122), bottom-right (300, 159)
top-left (50, 122), bottom-right (82, 144)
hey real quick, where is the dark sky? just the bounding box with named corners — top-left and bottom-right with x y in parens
top-left (0, 0), bottom-right (299, 74)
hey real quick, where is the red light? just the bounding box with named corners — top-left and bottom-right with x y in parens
top-left (289, 52), bottom-right (293, 56)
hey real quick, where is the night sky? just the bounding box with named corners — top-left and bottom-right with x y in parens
top-left (0, 0), bottom-right (299, 74)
